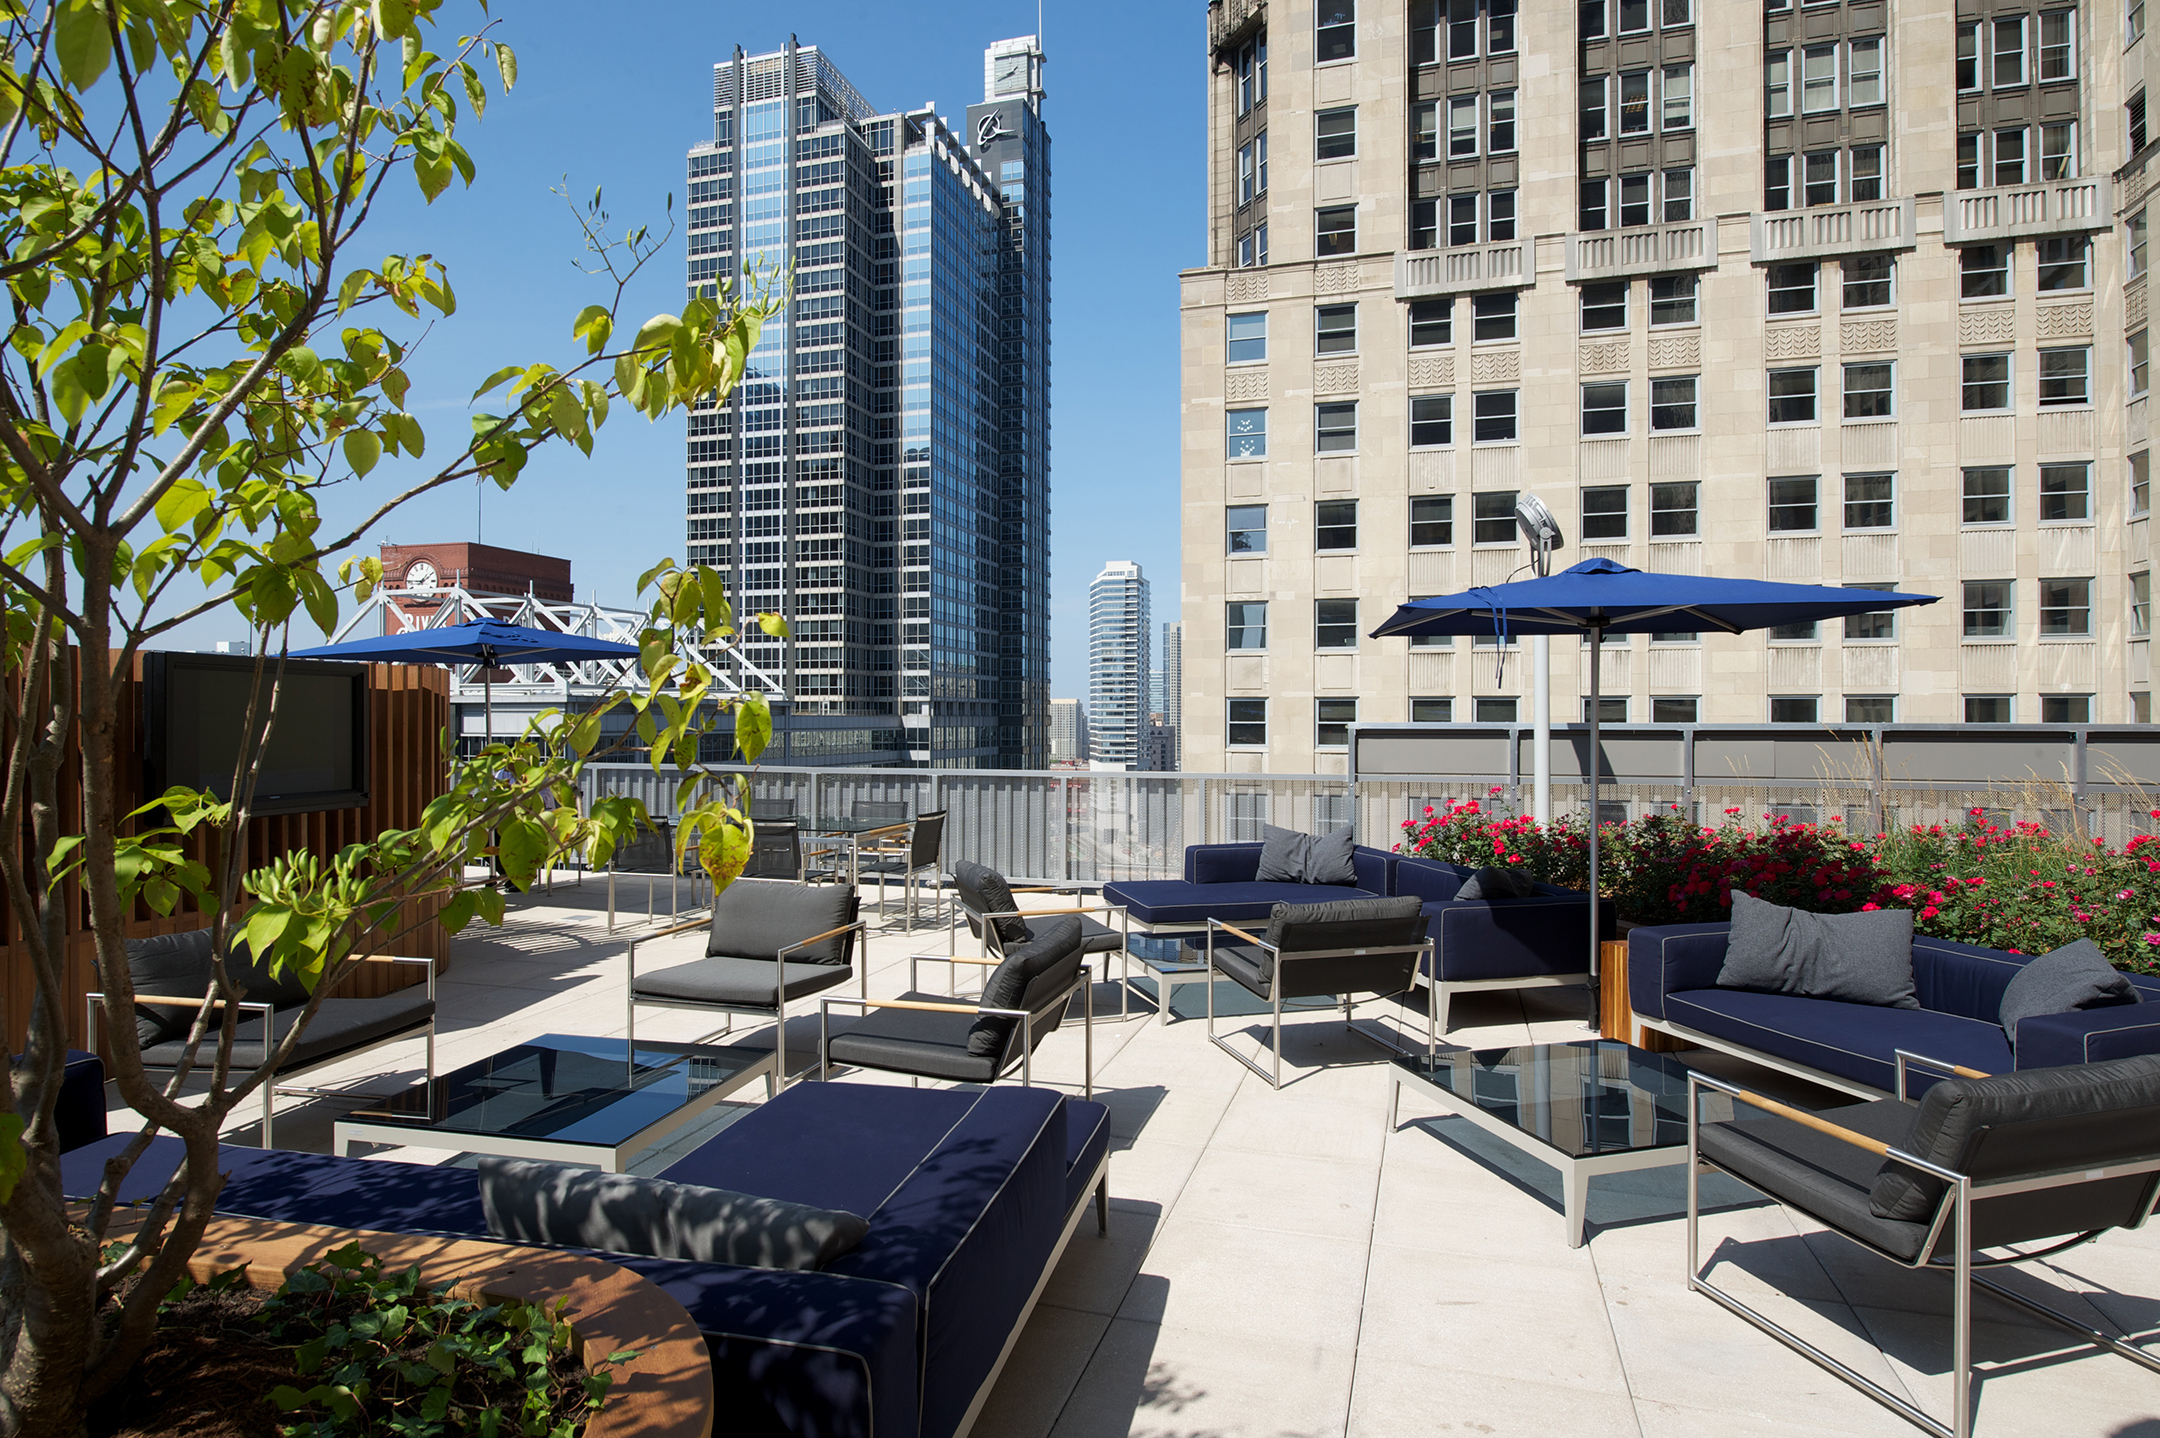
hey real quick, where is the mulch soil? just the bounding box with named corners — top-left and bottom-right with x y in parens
top-left (88, 1287), bottom-right (290, 1438)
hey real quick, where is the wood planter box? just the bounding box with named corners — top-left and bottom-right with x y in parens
top-left (1598, 939), bottom-right (1685, 1053)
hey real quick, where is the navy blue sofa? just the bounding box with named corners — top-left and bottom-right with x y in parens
top-left (1392, 858), bottom-right (1616, 1031)
top-left (1629, 922), bottom-right (2160, 1097)
top-left (63, 1081), bottom-right (1110, 1438)
top-left (1101, 842), bottom-right (1397, 930)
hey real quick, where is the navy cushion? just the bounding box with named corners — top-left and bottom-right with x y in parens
top-left (1187, 843), bottom-right (1264, 885)
top-left (1100, 879), bottom-right (1381, 926)
top-left (1393, 857), bottom-right (1469, 904)
top-left (1064, 1099), bottom-right (1111, 1214)
top-left (1665, 987), bottom-right (2013, 1095)
top-left (1423, 895), bottom-right (1603, 982)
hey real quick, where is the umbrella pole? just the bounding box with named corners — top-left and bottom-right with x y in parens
top-left (1587, 625), bottom-right (1603, 1033)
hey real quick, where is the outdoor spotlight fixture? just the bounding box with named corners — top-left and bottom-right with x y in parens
top-left (1515, 493), bottom-right (1564, 577)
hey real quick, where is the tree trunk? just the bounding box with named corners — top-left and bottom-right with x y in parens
top-left (0, 1147), bottom-right (99, 1438)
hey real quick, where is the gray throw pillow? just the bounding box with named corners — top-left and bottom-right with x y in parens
top-left (954, 860), bottom-right (1031, 946)
top-left (1998, 938), bottom-right (2141, 1040)
top-left (1716, 890), bottom-right (1919, 1009)
top-left (1305, 825), bottom-right (1357, 885)
top-left (1255, 825), bottom-right (1311, 883)
top-left (478, 1157), bottom-right (867, 1270)
top-left (970, 914), bottom-right (1085, 1056)
top-left (1454, 865), bottom-right (1537, 901)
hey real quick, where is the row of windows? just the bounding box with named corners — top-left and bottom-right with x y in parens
top-left (1225, 393), bottom-right (1526, 454)
top-left (1763, 39), bottom-right (1886, 119)
top-left (1763, 350), bottom-right (2092, 423)
top-left (1580, 66), bottom-right (1694, 140)
top-left (1225, 486), bottom-right (1699, 559)
top-left (1956, 12), bottom-right (2077, 93)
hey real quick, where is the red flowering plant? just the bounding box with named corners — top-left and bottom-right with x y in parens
top-left (1395, 791), bottom-right (1590, 890)
top-left (1651, 812), bottom-right (1890, 925)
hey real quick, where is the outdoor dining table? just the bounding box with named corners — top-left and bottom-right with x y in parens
top-left (798, 815), bottom-right (912, 888)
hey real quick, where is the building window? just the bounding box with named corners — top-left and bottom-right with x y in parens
top-left (1580, 696), bottom-right (1629, 724)
top-left (1993, 14), bottom-right (2028, 86)
top-left (1842, 255), bottom-right (1894, 309)
top-left (1447, 94), bottom-right (1480, 157)
top-left (1768, 475), bottom-right (1819, 532)
top-left (1765, 51), bottom-right (1792, 118)
top-left (1316, 698), bottom-right (1358, 748)
top-left (1768, 367), bottom-right (1819, 424)
top-left (2134, 330), bottom-right (2151, 397)
top-left (1803, 149), bottom-right (1839, 206)
top-left (1651, 481), bottom-right (1699, 536)
top-left (1843, 362), bottom-right (1894, 419)
top-left (2133, 209), bottom-right (2150, 277)
top-left (1619, 69), bottom-right (1652, 133)
top-left (1411, 697), bottom-right (1454, 723)
top-left (1965, 694), bottom-right (2013, 722)
top-left (1650, 274), bottom-right (1697, 324)
top-left (1581, 74), bottom-right (1609, 140)
top-left (1617, 172), bottom-right (1652, 227)
top-left (1226, 312), bottom-right (1267, 363)
top-left (1662, 167), bottom-right (1694, 221)
top-left (1843, 472), bottom-right (1894, 529)
top-left (1472, 292), bottom-right (1517, 340)
top-left (1474, 390), bottom-right (1518, 441)
top-left (1845, 695), bottom-right (1894, 723)
top-left (1226, 504), bottom-right (1268, 554)
top-left (2037, 346), bottom-right (2090, 407)
top-left (1234, 37), bottom-right (1267, 114)
top-left (1961, 353), bottom-right (2011, 411)
top-left (1318, 1), bottom-right (1356, 61)
top-left (1770, 696), bottom-right (1820, 723)
top-left (2036, 238), bottom-right (2089, 292)
top-left (2133, 91), bottom-right (2149, 155)
top-left (1849, 145), bottom-right (1884, 202)
top-left (1317, 106), bottom-right (1357, 160)
top-left (2040, 577), bottom-right (2092, 636)
top-left (1579, 177), bottom-right (1609, 231)
top-left (1581, 281), bottom-right (1628, 332)
top-left (1228, 697), bottom-right (1268, 747)
top-left (1235, 224), bottom-right (1270, 268)
top-left (1472, 490), bottom-right (1518, 543)
top-left (1315, 303), bottom-right (1358, 355)
top-left (1963, 580), bottom-right (2013, 638)
top-left (1846, 35), bottom-right (1884, 105)
top-left (2136, 572), bottom-right (2153, 636)
top-left (2040, 462), bottom-right (2091, 521)
top-left (1962, 466), bottom-right (2011, 525)
top-left (2134, 0), bottom-right (2148, 45)
top-left (1650, 375), bottom-right (1698, 431)
top-left (1411, 494), bottom-right (1455, 545)
top-left (1960, 244), bottom-right (2010, 298)
top-left (1582, 485), bottom-right (1628, 539)
top-left (1490, 90), bottom-right (1518, 153)
top-left (1409, 298), bottom-right (1452, 348)
top-left (1315, 598), bottom-right (1360, 649)
top-left (1843, 580), bottom-right (1898, 640)
top-left (1227, 407), bottom-right (1267, 459)
top-left (1767, 263), bottom-right (1818, 314)
top-left (1800, 43), bottom-right (1837, 112)
top-left (1226, 601), bottom-right (1268, 650)
top-left (1765, 154), bottom-right (1793, 211)
top-left (1582, 381), bottom-right (1628, 435)
top-left (1315, 499), bottom-right (1359, 549)
top-left (1650, 697), bottom-right (1698, 722)
top-left (2134, 451), bottom-right (2152, 516)
top-left (2040, 121), bottom-right (2077, 180)
top-left (1411, 395), bottom-right (1453, 448)
top-left (1312, 403), bottom-right (1358, 454)
top-left (1316, 206), bottom-right (1357, 257)
top-left (1474, 697), bottom-right (1518, 723)
top-left (2041, 694), bottom-right (2093, 723)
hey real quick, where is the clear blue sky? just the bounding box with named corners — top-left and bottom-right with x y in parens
top-left (163, 0), bottom-right (1197, 701)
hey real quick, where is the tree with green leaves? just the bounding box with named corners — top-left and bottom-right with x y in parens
top-left (0, 3), bottom-right (784, 1432)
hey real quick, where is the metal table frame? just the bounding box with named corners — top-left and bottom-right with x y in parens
top-left (1387, 1044), bottom-right (1691, 1247)
top-left (334, 1040), bottom-right (777, 1173)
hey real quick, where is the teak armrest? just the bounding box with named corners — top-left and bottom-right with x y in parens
top-left (832, 996), bottom-right (984, 1016)
top-left (1732, 1089), bottom-right (1890, 1157)
top-left (779, 921), bottom-right (863, 951)
top-left (1213, 922), bottom-right (1267, 947)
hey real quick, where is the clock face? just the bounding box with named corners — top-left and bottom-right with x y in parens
top-left (404, 559), bottom-right (438, 595)
top-left (994, 55), bottom-right (1027, 94)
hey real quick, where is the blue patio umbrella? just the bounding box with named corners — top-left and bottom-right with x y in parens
top-left (291, 619), bottom-right (640, 742)
top-left (1370, 557), bottom-right (1940, 1030)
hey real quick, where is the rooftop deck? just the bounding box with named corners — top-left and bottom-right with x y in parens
top-left (110, 874), bottom-right (2160, 1438)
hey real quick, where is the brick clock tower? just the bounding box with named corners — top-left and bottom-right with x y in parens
top-left (377, 543), bottom-right (573, 628)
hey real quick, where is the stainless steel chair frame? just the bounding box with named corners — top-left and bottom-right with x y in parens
top-left (88, 954), bottom-right (437, 1149)
top-left (816, 959), bottom-right (1094, 1100)
top-left (1202, 917), bottom-right (1437, 1090)
top-left (947, 888), bottom-right (1134, 1021)
top-left (856, 815), bottom-right (947, 932)
top-left (1685, 1062), bottom-right (2160, 1438)
top-left (624, 917), bottom-right (869, 1090)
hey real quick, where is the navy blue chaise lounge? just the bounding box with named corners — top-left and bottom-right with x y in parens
top-left (1629, 921), bottom-right (2160, 1097)
top-left (64, 1080), bottom-right (1111, 1438)
top-left (1101, 841), bottom-right (1398, 932)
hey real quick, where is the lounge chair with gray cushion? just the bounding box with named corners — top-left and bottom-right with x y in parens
top-left (950, 860), bottom-right (1131, 1017)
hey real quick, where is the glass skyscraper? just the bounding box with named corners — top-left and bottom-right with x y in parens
top-left (686, 38), bottom-right (1050, 769)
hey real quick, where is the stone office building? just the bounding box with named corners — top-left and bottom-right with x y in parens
top-left (1182, 0), bottom-right (2160, 773)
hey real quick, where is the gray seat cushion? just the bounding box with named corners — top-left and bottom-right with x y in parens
top-left (708, 877), bottom-right (859, 965)
top-left (1215, 896), bottom-right (1426, 1000)
top-left (1075, 914), bottom-right (1126, 954)
top-left (1698, 1097), bottom-right (1934, 1261)
top-left (137, 986), bottom-right (434, 1072)
top-left (823, 1000), bottom-right (1004, 1084)
top-left (1998, 938), bottom-right (2142, 1041)
top-left (478, 1157), bottom-right (867, 1270)
top-left (1716, 890), bottom-right (1919, 1009)
top-left (123, 928), bottom-right (311, 1048)
top-left (634, 956), bottom-right (856, 1009)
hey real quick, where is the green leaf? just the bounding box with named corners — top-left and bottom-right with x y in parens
top-left (153, 477), bottom-right (213, 535)
top-left (495, 41), bottom-right (517, 90)
top-left (572, 305), bottom-right (612, 356)
top-left (0, 1112), bottom-right (23, 1202)
top-left (343, 428), bottom-right (381, 477)
top-left (757, 612), bottom-right (788, 640)
top-left (547, 385), bottom-right (584, 441)
top-left (55, 0), bottom-right (112, 91)
top-left (735, 698), bottom-right (772, 764)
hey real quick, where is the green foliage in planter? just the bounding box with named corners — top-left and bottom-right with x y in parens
top-left (214, 1244), bottom-right (635, 1438)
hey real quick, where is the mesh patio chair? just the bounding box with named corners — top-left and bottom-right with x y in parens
top-left (949, 860), bottom-right (1133, 1019)
top-left (743, 821), bottom-right (803, 882)
top-left (1204, 897), bottom-right (1435, 1089)
top-left (819, 913), bottom-right (1093, 1101)
top-left (626, 877), bottom-right (866, 1087)
top-left (1687, 1051), bottom-right (2160, 1438)
top-left (856, 810), bottom-right (947, 932)
top-left (748, 798), bottom-right (798, 821)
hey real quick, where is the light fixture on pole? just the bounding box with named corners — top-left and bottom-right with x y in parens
top-left (1514, 494), bottom-right (1564, 827)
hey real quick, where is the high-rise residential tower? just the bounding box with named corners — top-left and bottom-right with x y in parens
top-left (686, 37), bottom-right (1051, 769)
top-left (1184, 0), bottom-right (2153, 774)
top-left (1089, 560), bottom-right (1152, 768)
top-left (1160, 619), bottom-right (1184, 768)
top-left (1049, 696), bottom-right (1089, 762)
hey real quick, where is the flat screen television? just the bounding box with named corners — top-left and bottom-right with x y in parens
top-left (142, 652), bottom-right (370, 815)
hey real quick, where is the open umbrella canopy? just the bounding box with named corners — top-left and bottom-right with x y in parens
top-left (291, 620), bottom-right (639, 668)
top-left (1370, 556), bottom-right (1940, 639)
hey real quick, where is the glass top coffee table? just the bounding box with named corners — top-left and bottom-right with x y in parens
top-left (1388, 1039), bottom-right (1698, 1247)
top-left (334, 1033), bottom-right (776, 1173)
